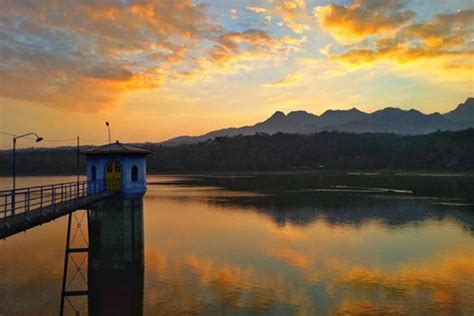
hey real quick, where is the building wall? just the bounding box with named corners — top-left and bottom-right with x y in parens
top-left (86, 154), bottom-right (147, 197)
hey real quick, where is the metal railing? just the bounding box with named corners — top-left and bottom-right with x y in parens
top-left (0, 179), bottom-right (118, 222)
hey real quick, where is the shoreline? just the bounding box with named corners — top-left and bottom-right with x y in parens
top-left (1, 169), bottom-right (473, 178)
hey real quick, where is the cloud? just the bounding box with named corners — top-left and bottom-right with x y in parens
top-left (272, 0), bottom-right (311, 34)
top-left (333, 46), bottom-right (474, 67)
top-left (0, 0), bottom-right (216, 110)
top-left (207, 29), bottom-right (274, 67)
top-left (264, 71), bottom-right (305, 88)
top-left (315, 2), bottom-right (473, 87)
top-left (319, 43), bottom-right (335, 57)
top-left (314, 0), bottom-right (415, 41)
top-left (178, 30), bottom-right (306, 80)
top-left (246, 6), bottom-right (267, 14)
top-left (0, 1), bottom-right (306, 111)
top-left (331, 9), bottom-right (474, 66)
top-left (230, 8), bottom-right (237, 20)
top-left (247, 1), bottom-right (310, 34)
top-left (397, 9), bottom-right (474, 48)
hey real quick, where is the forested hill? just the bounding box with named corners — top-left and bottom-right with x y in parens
top-left (0, 129), bottom-right (473, 176)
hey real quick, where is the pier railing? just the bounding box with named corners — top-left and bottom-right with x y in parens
top-left (0, 179), bottom-right (114, 221)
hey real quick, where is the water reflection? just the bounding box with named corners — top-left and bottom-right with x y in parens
top-left (207, 192), bottom-right (474, 233)
top-left (142, 175), bottom-right (474, 315)
top-left (88, 197), bottom-right (144, 315)
top-left (154, 172), bottom-right (474, 200)
top-left (61, 196), bottom-right (144, 315)
top-left (150, 173), bottom-right (474, 232)
top-left (1, 175), bottom-right (473, 315)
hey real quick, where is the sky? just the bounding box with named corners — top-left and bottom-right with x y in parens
top-left (0, 0), bottom-right (473, 148)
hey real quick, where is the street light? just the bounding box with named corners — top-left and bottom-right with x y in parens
top-left (105, 121), bottom-right (111, 145)
top-left (12, 132), bottom-right (43, 214)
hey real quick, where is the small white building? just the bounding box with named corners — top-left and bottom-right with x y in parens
top-left (81, 141), bottom-right (152, 198)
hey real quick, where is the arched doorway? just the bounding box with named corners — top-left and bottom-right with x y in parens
top-left (105, 161), bottom-right (122, 191)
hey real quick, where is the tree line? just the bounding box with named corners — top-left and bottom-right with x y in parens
top-left (0, 129), bottom-right (473, 176)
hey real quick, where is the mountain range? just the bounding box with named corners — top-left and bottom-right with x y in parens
top-left (162, 97), bottom-right (474, 146)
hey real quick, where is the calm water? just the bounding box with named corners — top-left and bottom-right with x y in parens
top-left (1, 173), bottom-right (474, 315)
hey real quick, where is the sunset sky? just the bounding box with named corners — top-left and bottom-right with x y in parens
top-left (0, 0), bottom-right (473, 148)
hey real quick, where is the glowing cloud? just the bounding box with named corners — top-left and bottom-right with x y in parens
top-left (331, 9), bottom-right (474, 67)
top-left (272, 0), bottom-right (311, 34)
top-left (0, 0), bottom-right (216, 110)
top-left (264, 72), bottom-right (305, 88)
top-left (314, 1), bottom-right (474, 87)
top-left (179, 30), bottom-right (306, 81)
top-left (314, 0), bottom-right (415, 41)
top-left (246, 6), bottom-right (267, 14)
top-left (247, 1), bottom-right (311, 34)
top-left (0, 1), bottom-right (305, 111)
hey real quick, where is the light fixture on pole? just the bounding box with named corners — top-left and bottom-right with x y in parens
top-left (12, 132), bottom-right (43, 215)
top-left (105, 122), bottom-right (111, 146)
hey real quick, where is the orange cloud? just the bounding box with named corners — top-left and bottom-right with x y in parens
top-left (318, 5), bottom-right (474, 85)
top-left (210, 29), bottom-right (305, 64)
top-left (247, 1), bottom-right (310, 34)
top-left (397, 9), bottom-right (474, 48)
top-left (333, 46), bottom-right (474, 68)
top-left (0, 1), bottom-right (308, 110)
top-left (314, 0), bottom-right (415, 41)
top-left (178, 30), bottom-right (306, 81)
top-left (263, 71), bottom-right (305, 88)
top-left (273, 0), bottom-right (310, 34)
top-left (0, 0), bottom-right (214, 110)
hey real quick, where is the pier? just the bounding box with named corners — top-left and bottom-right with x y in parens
top-left (0, 180), bottom-right (117, 239)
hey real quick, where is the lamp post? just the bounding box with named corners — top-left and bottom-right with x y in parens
top-left (105, 122), bottom-right (111, 145)
top-left (12, 132), bottom-right (43, 215)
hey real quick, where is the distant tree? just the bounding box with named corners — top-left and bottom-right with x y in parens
top-left (0, 129), bottom-right (473, 175)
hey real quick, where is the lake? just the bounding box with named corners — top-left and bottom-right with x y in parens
top-left (1, 173), bottom-right (473, 315)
